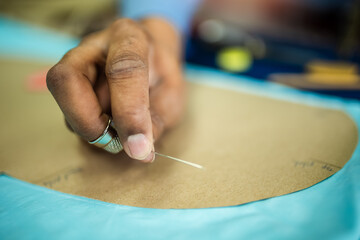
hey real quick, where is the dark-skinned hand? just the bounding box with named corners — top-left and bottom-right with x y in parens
top-left (47, 18), bottom-right (185, 163)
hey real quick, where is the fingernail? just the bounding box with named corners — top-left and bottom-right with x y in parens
top-left (143, 151), bottom-right (155, 163)
top-left (127, 134), bottom-right (153, 160)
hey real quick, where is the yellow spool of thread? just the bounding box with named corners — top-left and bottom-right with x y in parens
top-left (216, 47), bottom-right (252, 72)
top-left (306, 60), bottom-right (359, 85)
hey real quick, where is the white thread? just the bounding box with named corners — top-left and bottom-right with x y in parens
top-left (155, 152), bottom-right (203, 169)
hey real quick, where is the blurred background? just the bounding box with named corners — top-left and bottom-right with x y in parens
top-left (1, 0), bottom-right (360, 99)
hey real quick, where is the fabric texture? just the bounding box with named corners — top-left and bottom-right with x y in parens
top-left (121, 0), bottom-right (201, 34)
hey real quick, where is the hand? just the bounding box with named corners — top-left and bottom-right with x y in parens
top-left (46, 18), bottom-right (185, 163)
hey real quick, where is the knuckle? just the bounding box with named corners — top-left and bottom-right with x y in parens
top-left (125, 106), bottom-right (148, 118)
top-left (79, 31), bottom-right (101, 45)
top-left (61, 48), bottom-right (83, 62)
top-left (106, 52), bottom-right (147, 80)
top-left (114, 107), bottom-right (149, 126)
top-left (111, 18), bottom-right (138, 30)
top-left (46, 64), bottom-right (76, 92)
top-left (111, 18), bottom-right (150, 41)
top-left (46, 64), bottom-right (66, 92)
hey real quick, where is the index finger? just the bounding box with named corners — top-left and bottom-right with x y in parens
top-left (46, 31), bottom-right (110, 141)
top-left (105, 19), bottom-right (154, 161)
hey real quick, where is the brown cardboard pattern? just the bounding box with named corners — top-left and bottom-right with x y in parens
top-left (0, 59), bottom-right (357, 209)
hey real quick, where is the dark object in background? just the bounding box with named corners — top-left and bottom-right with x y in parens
top-left (186, 0), bottom-right (360, 99)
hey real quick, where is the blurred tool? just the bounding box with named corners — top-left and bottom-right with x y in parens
top-left (270, 60), bottom-right (360, 99)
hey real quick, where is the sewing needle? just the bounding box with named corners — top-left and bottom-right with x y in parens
top-left (155, 152), bottom-right (203, 169)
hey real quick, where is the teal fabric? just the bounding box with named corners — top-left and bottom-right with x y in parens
top-left (121, 0), bottom-right (201, 34)
top-left (0, 17), bottom-right (360, 239)
top-left (0, 16), bottom-right (79, 62)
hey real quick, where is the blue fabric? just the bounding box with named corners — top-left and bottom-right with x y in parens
top-left (0, 16), bottom-right (79, 62)
top-left (1, 17), bottom-right (360, 240)
top-left (121, 0), bottom-right (201, 34)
